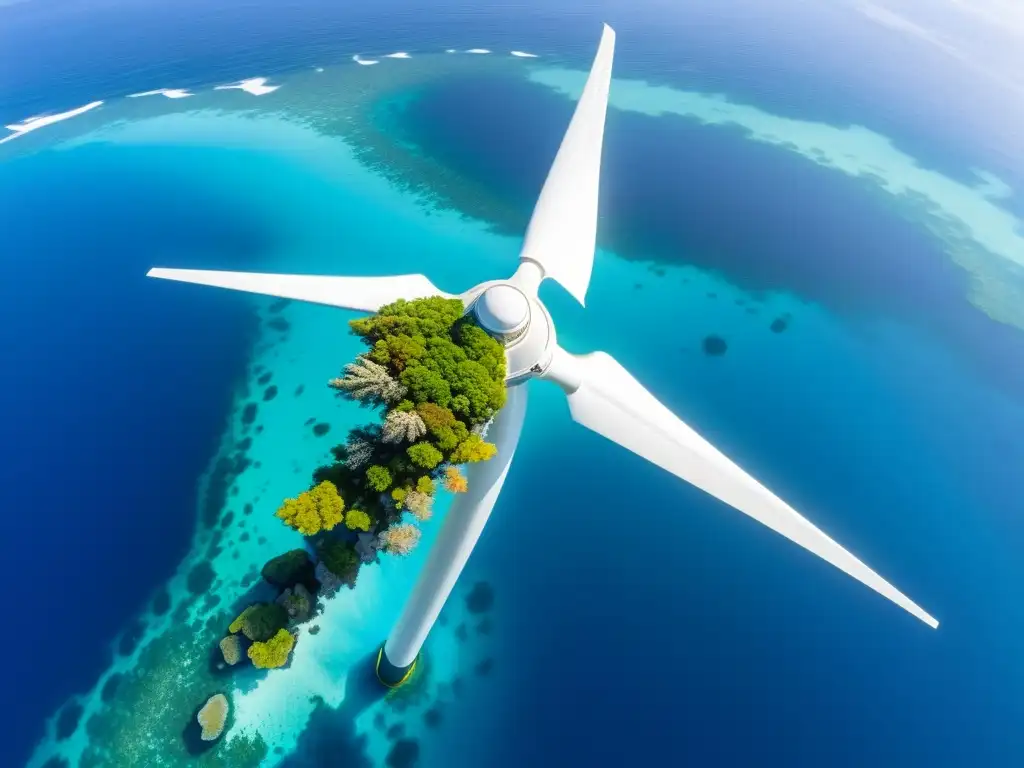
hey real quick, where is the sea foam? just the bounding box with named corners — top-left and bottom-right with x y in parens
top-left (128, 88), bottom-right (193, 99)
top-left (384, 51), bottom-right (411, 59)
top-left (213, 78), bottom-right (280, 96)
top-left (1, 101), bottom-right (103, 145)
top-left (352, 54), bottom-right (379, 66)
top-left (466, 48), bottom-right (491, 54)
top-left (510, 50), bottom-right (538, 58)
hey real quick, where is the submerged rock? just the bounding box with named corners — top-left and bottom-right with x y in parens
top-left (386, 738), bottom-right (420, 768)
top-left (315, 561), bottom-right (343, 599)
top-left (197, 693), bottom-right (229, 742)
top-left (702, 335), bottom-right (728, 356)
top-left (219, 635), bottom-right (242, 666)
top-left (56, 701), bottom-right (83, 740)
top-left (276, 583), bottom-right (314, 624)
top-left (465, 581), bottom-right (494, 614)
top-left (312, 422), bottom-right (331, 437)
top-left (262, 549), bottom-right (315, 589)
top-left (770, 315), bottom-right (791, 333)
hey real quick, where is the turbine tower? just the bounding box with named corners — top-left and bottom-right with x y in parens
top-left (148, 24), bottom-right (938, 688)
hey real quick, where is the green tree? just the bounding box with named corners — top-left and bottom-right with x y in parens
top-left (345, 508), bottom-right (372, 532)
top-left (261, 549), bottom-right (315, 589)
top-left (240, 603), bottom-right (288, 642)
top-left (450, 434), bottom-right (498, 464)
top-left (320, 539), bottom-right (361, 583)
top-left (275, 481), bottom-right (345, 536)
top-left (365, 465), bottom-right (392, 492)
top-left (228, 605), bottom-right (256, 635)
top-left (247, 629), bottom-right (295, 669)
top-left (416, 401), bottom-right (469, 451)
top-left (407, 442), bottom-right (444, 469)
top-left (416, 475), bottom-right (436, 495)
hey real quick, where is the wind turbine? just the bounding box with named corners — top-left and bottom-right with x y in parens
top-left (148, 24), bottom-right (938, 687)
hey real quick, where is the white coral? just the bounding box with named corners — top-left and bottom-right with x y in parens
top-left (382, 409), bottom-right (427, 444)
top-left (379, 522), bottom-right (422, 556)
top-left (329, 357), bottom-right (406, 405)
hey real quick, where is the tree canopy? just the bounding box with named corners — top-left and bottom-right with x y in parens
top-left (275, 481), bottom-right (344, 536)
top-left (248, 629), bottom-right (295, 669)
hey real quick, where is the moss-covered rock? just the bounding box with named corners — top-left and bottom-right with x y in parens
top-left (261, 549), bottom-right (315, 590)
top-left (219, 635), bottom-right (242, 666)
top-left (197, 693), bottom-right (229, 742)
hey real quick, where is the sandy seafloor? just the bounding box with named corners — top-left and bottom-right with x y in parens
top-left (8, 48), bottom-right (1024, 768)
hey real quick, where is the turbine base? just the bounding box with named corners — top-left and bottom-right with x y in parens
top-left (375, 645), bottom-right (417, 688)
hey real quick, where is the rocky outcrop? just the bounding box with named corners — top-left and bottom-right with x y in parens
top-left (276, 583), bottom-right (313, 624)
top-left (219, 635), bottom-right (242, 666)
top-left (261, 549), bottom-right (316, 590)
top-left (315, 561), bottom-right (342, 599)
top-left (197, 693), bottom-right (229, 742)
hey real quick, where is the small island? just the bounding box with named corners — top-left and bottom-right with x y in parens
top-left (195, 296), bottom-right (507, 741)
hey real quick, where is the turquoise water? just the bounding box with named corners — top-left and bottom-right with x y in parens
top-left (3, 36), bottom-right (1023, 768)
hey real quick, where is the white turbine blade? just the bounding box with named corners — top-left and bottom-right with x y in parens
top-left (542, 346), bottom-right (938, 629)
top-left (384, 384), bottom-right (528, 669)
top-left (146, 268), bottom-right (451, 313)
top-left (518, 23), bottom-right (615, 306)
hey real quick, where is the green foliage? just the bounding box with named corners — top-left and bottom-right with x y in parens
top-left (450, 434), bottom-right (498, 464)
top-left (407, 441), bottom-right (444, 469)
top-left (416, 402), bottom-right (469, 452)
top-left (228, 605), bottom-right (256, 635)
top-left (275, 481), bottom-right (344, 536)
top-left (416, 475), bottom-right (436, 495)
top-left (391, 487), bottom-right (408, 508)
top-left (365, 465), bottom-right (392, 492)
top-left (320, 539), bottom-right (361, 583)
top-left (247, 629), bottom-right (295, 669)
top-left (261, 549), bottom-right (315, 589)
top-left (240, 603), bottom-right (288, 642)
top-left (349, 296), bottom-right (465, 343)
top-left (345, 508), bottom-right (372, 532)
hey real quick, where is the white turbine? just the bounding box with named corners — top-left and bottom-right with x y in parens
top-left (148, 24), bottom-right (938, 686)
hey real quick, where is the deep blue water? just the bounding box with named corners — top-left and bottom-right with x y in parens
top-left (0, 145), bottom-right (273, 759)
top-left (1, 1), bottom-right (1023, 766)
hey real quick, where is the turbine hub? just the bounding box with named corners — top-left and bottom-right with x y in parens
top-left (472, 285), bottom-right (530, 345)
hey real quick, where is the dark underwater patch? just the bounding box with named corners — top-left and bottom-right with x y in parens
top-left (187, 562), bottom-right (216, 595)
top-left (385, 738), bottom-right (420, 768)
top-left (770, 315), bottom-right (791, 333)
top-left (101, 673), bottom-right (122, 704)
top-left (465, 581), bottom-right (493, 614)
top-left (269, 299), bottom-right (290, 314)
top-left (269, 317), bottom-right (291, 333)
top-left (56, 701), bottom-right (83, 740)
top-left (474, 658), bottom-right (494, 677)
top-left (263, 385), bottom-right (278, 401)
top-left (152, 588), bottom-right (171, 616)
top-left (241, 402), bottom-right (258, 426)
top-left (312, 422), bottom-right (331, 437)
top-left (295, 384), bottom-right (305, 397)
top-left (702, 335), bottom-right (728, 356)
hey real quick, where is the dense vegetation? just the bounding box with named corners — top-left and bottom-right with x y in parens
top-left (211, 297), bottom-right (507, 685)
top-left (313, 296), bottom-right (505, 554)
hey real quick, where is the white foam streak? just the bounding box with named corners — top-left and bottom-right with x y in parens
top-left (1, 100), bottom-right (103, 145)
top-left (511, 50), bottom-right (538, 58)
top-left (213, 78), bottom-right (280, 96)
top-left (352, 54), bottom-right (379, 66)
top-left (465, 48), bottom-right (491, 54)
top-left (384, 51), bottom-right (410, 59)
top-left (128, 88), bottom-right (193, 99)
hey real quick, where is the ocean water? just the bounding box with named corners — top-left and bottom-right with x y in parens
top-left (2, 1), bottom-right (1023, 767)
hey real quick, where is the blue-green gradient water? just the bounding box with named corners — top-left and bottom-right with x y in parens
top-left (2, 1), bottom-right (1023, 766)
